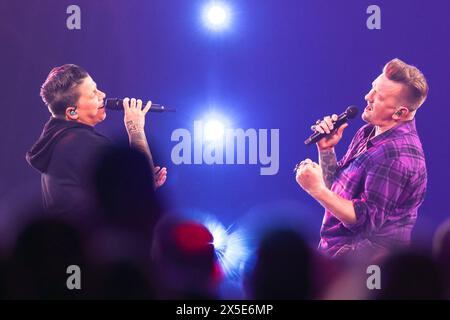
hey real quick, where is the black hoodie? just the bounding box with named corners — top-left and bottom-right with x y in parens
top-left (26, 117), bottom-right (111, 214)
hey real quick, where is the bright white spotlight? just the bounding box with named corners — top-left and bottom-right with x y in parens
top-left (202, 1), bottom-right (231, 31)
top-left (203, 218), bottom-right (227, 250)
top-left (202, 217), bottom-right (250, 279)
top-left (204, 119), bottom-right (225, 141)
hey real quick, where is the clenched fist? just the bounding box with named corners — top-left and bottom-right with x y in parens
top-left (295, 158), bottom-right (327, 195)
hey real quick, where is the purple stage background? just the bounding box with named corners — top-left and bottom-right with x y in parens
top-left (0, 0), bottom-right (449, 250)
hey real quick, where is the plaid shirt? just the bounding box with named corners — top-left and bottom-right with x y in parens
top-left (318, 119), bottom-right (427, 258)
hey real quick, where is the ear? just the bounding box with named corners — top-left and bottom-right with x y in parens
top-left (66, 106), bottom-right (78, 120)
top-left (393, 106), bottom-right (409, 120)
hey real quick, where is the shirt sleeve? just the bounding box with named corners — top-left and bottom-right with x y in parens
top-left (342, 158), bottom-right (410, 234)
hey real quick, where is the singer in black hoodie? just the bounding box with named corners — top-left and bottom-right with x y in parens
top-left (26, 64), bottom-right (167, 215)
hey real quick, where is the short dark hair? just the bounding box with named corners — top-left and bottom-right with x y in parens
top-left (40, 64), bottom-right (89, 116)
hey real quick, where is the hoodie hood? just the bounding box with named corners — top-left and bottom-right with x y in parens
top-left (26, 117), bottom-right (94, 173)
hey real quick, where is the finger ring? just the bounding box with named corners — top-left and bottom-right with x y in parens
top-left (316, 119), bottom-right (321, 125)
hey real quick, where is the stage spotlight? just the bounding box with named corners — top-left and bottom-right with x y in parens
top-left (201, 110), bottom-right (230, 142)
top-left (204, 119), bottom-right (225, 141)
top-left (202, 216), bottom-right (250, 279)
top-left (202, 1), bottom-right (231, 31)
top-left (203, 218), bottom-right (227, 250)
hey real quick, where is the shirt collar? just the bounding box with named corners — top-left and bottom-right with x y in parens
top-left (368, 119), bottom-right (417, 148)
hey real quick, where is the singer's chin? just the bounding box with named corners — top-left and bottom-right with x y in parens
top-left (98, 109), bottom-right (107, 122)
top-left (361, 111), bottom-right (370, 123)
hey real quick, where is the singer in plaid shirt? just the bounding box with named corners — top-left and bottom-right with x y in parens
top-left (295, 58), bottom-right (429, 260)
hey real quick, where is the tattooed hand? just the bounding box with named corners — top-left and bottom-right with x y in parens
top-left (123, 97), bottom-right (151, 135)
top-left (122, 97), bottom-right (168, 190)
top-left (122, 97), bottom-right (155, 170)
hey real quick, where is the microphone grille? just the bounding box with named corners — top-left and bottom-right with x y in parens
top-left (346, 106), bottom-right (359, 119)
top-left (104, 98), bottom-right (121, 110)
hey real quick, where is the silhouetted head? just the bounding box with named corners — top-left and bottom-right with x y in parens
top-left (374, 251), bottom-right (445, 300)
top-left (433, 219), bottom-right (450, 298)
top-left (247, 228), bottom-right (313, 299)
top-left (6, 217), bottom-right (86, 299)
top-left (152, 216), bottom-right (221, 299)
top-left (433, 219), bottom-right (450, 267)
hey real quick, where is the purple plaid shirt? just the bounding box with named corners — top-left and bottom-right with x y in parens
top-left (318, 119), bottom-right (427, 258)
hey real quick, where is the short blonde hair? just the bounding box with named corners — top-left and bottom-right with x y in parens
top-left (383, 58), bottom-right (429, 111)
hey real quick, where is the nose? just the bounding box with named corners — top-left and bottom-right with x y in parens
top-left (365, 89), bottom-right (374, 103)
top-left (98, 89), bottom-right (106, 100)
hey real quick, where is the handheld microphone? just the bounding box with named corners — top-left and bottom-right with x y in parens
top-left (304, 106), bottom-right (359, 146)
top-left (104, 98), bottom-right (176, 113)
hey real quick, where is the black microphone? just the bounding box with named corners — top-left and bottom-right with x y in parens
top-left (104, 98), bottom-right (176, 113)
top-left (304, 106), bottom-right (359, 146)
